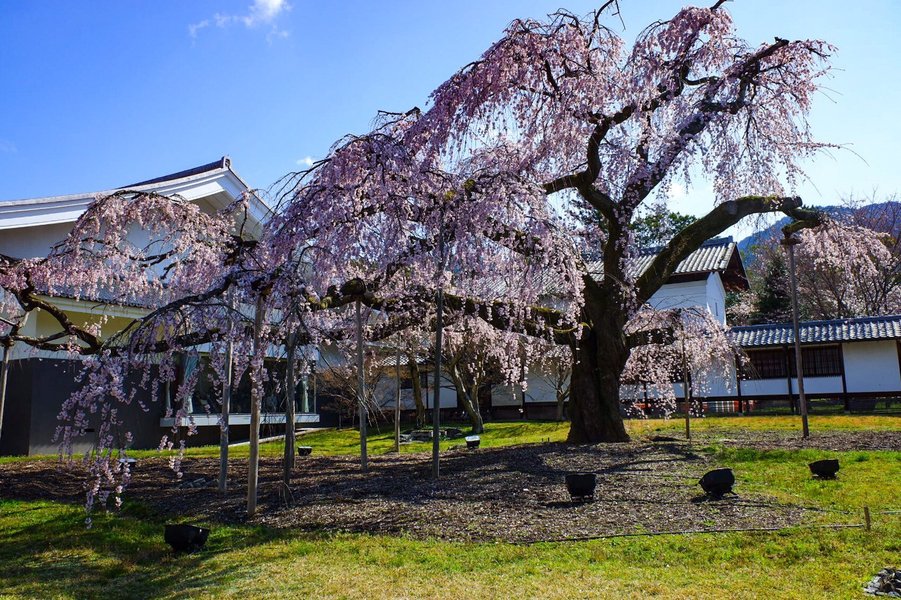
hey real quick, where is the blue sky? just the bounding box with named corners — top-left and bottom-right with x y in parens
top-left (1, 0), bottom-right (899, 220)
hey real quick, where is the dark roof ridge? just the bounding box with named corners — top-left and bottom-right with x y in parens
top-left (731, 314), bottom-right (901, 331)
top-left (635, 235), bottom-right (733, 257)
top-left (126, 157), bottom-right (230, 187)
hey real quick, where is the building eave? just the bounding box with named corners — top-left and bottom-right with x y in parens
top-left (0, 157), bottom-right (271, 231)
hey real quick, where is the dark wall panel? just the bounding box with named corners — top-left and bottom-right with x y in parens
top-left (27, 359), bottom-right (165, 455)
top-left (0, 359), bottom-right (33, 456)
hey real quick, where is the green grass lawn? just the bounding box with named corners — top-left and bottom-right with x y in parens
top-left (1, 496), bottom-right (898, 599)
top-left (2, 414), bottom-right (897, 464)
top-left (1, 415), bottom-right (899, 598)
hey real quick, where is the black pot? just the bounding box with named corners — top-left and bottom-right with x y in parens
top-left (164, 524), bottom-right (210, 553)
top-left (565, 472), bottom-right (597, 502)
top-left (699, 468), bottom-right (735, 497)
top-left (445, 428), bottom-right (464, 439)
top-left (465, 435), bottom-right (480, 449)
top-left (809, 459), bottom-right (840, 478)
top-left (297, 446), bottom-right (312, 456)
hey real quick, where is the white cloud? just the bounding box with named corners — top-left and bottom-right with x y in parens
top-left (189, 0), bottom-right (290, 39)
top-left (296, 156), bottom-right (314, 167)
top-left (188, 19), bottom-right (210, 38)
top-left (242, 0), bottom-right (289, 26)
top-left (0, 139), bottom-right (17, 154)
top-left (667, 181), bottom-right (687, 201)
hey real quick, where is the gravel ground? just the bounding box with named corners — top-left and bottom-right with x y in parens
top-left (11, 428), bottom-right (898, 542)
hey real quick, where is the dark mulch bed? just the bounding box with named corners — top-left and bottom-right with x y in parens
top-left (1, 433), bottom-right (867, 543)
top-left (689, 429), bottom-right (901, 452)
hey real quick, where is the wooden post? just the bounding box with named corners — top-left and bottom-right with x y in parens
top-left (680, 320), bottom-right (691, 441)
top-left (0, 313), bottom-right (26, 446)
top-left (356, 300), bottom-right (368, 472)
top-left (247, 295), bottom-right (266, 517)
top-left (394, 346), bottom-right (401, 453)
top-left (783, 234), bottom-right (810, 438)
top-left (432, 212), bottom-right (446, 481)
top-left (218, 327), bottom-right (234, 493)
top-left (864, 506), bottom-right (872, 531)
top-left (283, 332), bottom-right (297, 484)
top-left (0, 342), bottom-right (11, 445)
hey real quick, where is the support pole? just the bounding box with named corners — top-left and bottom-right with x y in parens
top-left (0, 313), bottom-right (26, 446)
top-left (680, 322), bottom-right (691, 441)
top-left (432, 213), bottom-right (445, 480)
top-left (218, 316), bottom-right (234, 493)
top-left (0, 342), bottom-right (11, 445)
top-left (783, 234), bottom-right (810, 438)
top-left (394, 346), bottom-right (401, 453)
top-left (283, 332), bottom-right (297, 483)
top-left (247, 294), bottom-right (266, 517)
top-left (356, 299), bottom-right (368, 472)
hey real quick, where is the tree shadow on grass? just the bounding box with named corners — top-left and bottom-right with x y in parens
top-left (0, 499), bottom-right (298, 599)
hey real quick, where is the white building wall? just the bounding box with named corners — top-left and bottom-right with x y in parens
top-left (492, 383), bottom-right (521, 406)
top-left (0, 222), bottom-right (74, 258)
top-left (646, 279), bottom-right (709, 312)
top-left (371, 371), bottom-right (458, 409)
top-left (736, 378), bottom-right (787, 397)
top-left (843, 340), bottom-right (901, 393)
top-left (705, 273), bottom-right (727, 325)
top-left (523, 372), bottom-right (558, 404)
top-left (667, 358), bottom-right (738, 398)
top-left (790, 376), bottom-right (843, 395)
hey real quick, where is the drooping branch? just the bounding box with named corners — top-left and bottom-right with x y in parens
top-left (636, 195), bottom-right (824, 304)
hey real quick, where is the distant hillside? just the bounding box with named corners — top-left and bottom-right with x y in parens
top-left (736, 201), bottom-right (901, 268)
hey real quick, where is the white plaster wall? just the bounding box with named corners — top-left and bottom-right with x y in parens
top-left (739, 376), bottom-right (843, 396)
top-left (739, 378), bottom-right (790, 396)
top-left (790, 376), bottom-right (843, 395)
top-left (0, 222), bottom-right (73, 258)
top-left (373, 373), bottom-right (457, 409)
top-left (620, 383), bottom-right (645, 400)
top-left (523, 372), bottom-right (558, 404)
top-left (692, 358), bottom-right (737, 398)
top-left (492, 384), bottom-right (521, 406)
top-left (647, 279), bottom-right (709, 312)
top-left (705, 272), bottom-right (727, 325)
top-left (843, 340), bottom-right (901, 393)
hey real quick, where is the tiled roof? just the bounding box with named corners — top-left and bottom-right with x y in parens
top-left (535, 237), bottom-right (745, 299)
top-left (370, 352), bottom-right (428, 369)
top-left (730, 315), bottom-right (901, 347)
top-left (629, 237), bottom-right (737, 278)
top-left (583, 236), bottom-right (741, 282)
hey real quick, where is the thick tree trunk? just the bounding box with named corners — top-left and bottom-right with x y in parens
top-left (458, 384), bottom-right (484, 433)
top-left (448, 364), bottom-right (484, 434)
top-left (566, 296), bottom-right (630, 443)
top-left (467, 382), bottom-right (484, 434)
top-left (408, 358), bottom-right (426, 427)
top-left (555, 392), bottom-right (567, 421)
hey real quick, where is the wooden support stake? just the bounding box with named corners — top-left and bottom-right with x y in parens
top-left (394, 346), bottom-right (401, 453)
top-left (356, 299), bottom-right (368, 472)
top-left (247, 295), bottom-right (266, 518)
top-left (283, 332), bottom-right (297, 484)
top-left (864, 506), bottom-right (872, 531)
top-left (219, 291), bottom-right (234, 494)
